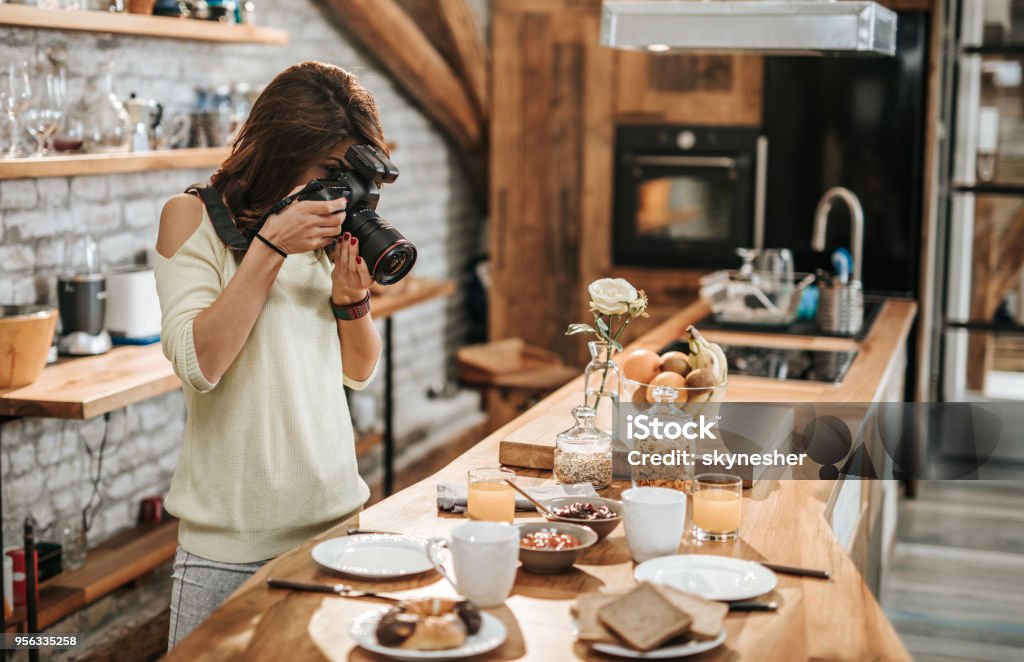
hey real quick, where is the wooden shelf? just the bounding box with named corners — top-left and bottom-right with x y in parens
top-left (0, 147), bottom-right (230, 181)
top-left (6, 520), bottom-right (178, 633)
top-left (0, 277), bottom-right (454, 420)
top-left (0, 344), bottom-right (179, 420)
top-left (0, 5), bottom-right (287, 44)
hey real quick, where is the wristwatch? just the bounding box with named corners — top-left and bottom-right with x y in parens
top-left (330, 291), bottom-right (371, 320)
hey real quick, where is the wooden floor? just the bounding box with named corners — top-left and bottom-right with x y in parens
top-left (882, 481), bottom-right (1024, 661)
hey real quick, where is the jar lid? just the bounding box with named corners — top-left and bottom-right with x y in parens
top-left (556, 405), bottom-right (611, 445)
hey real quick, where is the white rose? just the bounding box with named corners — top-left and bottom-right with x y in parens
top-left (588, 278), bottom-right (638, 316)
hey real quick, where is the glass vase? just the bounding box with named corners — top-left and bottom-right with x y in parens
top-left (583, 340), bottom-right (620, 438)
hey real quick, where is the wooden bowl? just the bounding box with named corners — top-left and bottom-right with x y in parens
top-left (0, 306), bottom-right (58, 389)
top-left (541, 496), bottom-right (623, 541)
top-left (516, 521), bottom-right (598, 574)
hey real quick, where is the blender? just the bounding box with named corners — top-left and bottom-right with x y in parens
top-left (58, 234), bottom-right (111, 355)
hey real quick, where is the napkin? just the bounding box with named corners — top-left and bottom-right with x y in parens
top-left (436, 482), bottom-right (599, 513)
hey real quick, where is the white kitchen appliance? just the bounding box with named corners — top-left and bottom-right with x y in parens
top-left (105, 266), bottom-right (162, 342)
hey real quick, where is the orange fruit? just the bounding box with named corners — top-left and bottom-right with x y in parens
top-left (622, 349), bottom-right (662, 384)
top-left (645, 371), bottom-right (688, 403)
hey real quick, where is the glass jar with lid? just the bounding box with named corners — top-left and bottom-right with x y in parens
top-left (630, 385), bottom-right (695, 492)
top-left (553, 405), bottom-right (612, 488)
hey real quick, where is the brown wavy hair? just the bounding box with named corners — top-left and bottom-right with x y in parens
top-left (211, 61), bottom-right (389, 234)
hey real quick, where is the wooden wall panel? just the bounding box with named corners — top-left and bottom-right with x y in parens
top-left (491, 0), bottom-right (771, 364)
top-left (614, 52), bottom-right (764, 126)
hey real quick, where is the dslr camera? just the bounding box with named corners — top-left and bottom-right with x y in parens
top-left (290, 144), bottom-right (416, 285)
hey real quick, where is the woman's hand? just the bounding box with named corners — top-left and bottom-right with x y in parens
top-left (260, 188), bottom-right (346, 256)
top-left (331, 232), bottom-right (374, 304)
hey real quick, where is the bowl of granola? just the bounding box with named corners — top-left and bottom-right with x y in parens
top-left (540, 496), bottom-right (623, 541)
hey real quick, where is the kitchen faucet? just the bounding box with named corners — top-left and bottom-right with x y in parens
top-left (812, 187), bottom-right (864, 284)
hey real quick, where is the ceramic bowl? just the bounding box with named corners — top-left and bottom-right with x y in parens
top-left (540, 496), bottom-right (623, 541)
top-left (516, 521), bottom-right (598, 574)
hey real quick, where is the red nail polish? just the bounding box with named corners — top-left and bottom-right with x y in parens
top-left (356, 256), bottom-right (362, 264)
top-left (342, 232), bottom-right (350, 240)
top-left (350, 237), bottom-right (357, 245)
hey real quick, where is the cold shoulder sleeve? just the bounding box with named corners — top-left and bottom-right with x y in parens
top-left (153, 214), bottom-right (227, 393)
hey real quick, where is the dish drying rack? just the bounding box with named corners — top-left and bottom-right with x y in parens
top-left (700, 270), bottom-right (816, 326)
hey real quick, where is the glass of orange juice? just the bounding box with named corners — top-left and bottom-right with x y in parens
top-left (692, 473), bottom-right (742, 541)
top-left (467, 467), bottom-right (517, 523)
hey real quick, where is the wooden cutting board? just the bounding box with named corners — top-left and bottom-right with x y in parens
top-left (498, 394), bottom-right (796, 482)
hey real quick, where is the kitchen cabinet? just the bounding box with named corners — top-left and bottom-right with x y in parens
top-left (489, 0), bottom-right (763, 364)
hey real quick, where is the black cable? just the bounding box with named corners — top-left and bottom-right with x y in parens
top-left (81, 413), bottom-right (112, 534)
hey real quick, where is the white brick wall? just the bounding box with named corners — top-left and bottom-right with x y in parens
top-left (1, 0), bottom-right (490, 559)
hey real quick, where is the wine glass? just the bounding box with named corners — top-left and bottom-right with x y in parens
top-left (0, 62), bottom-right (33, 159)
top-left (24, 72), bottom-right (65, 157)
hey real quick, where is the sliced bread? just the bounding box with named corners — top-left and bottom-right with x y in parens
top-left (654, 584), bottom-right (729, 641)
top-left (597, 583), bottom-right (693, 651)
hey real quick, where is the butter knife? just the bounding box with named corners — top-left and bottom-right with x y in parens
top-left (266, 578), bottom-right (401, 602)
top-left (729, 601), bottom-right (779, 612)
top-left (760, 563), bottom-right (831, 580)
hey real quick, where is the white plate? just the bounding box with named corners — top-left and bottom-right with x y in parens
top-left (350, 606), bottom-right (507, 661)
top-left (634, 555), bottom-right (777, 602)
top-left (312, 534), bottom-right (443, 579)
top-left (589, 628), bottom-right (726, 659)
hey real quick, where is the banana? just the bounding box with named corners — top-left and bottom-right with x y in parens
top-left (686, 325), bottom-right (728, 385)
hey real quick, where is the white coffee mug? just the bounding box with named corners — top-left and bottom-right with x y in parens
top-left (622, 487), bottom-right (686, 563)
top-left (429, 521), bottom-right (519, 608)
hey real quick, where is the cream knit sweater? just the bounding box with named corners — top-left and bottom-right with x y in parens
top-left (154, 207), bottom-right (374, 563)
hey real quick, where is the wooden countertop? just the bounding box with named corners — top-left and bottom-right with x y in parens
top-left (170, 298), bottom-right (917, 661)
top-left (0, 277), bottom-right (454, 420)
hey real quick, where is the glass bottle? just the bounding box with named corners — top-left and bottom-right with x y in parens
top-left (81, 62), bottom-right (130, 154)
top-left (583, 340), bottom-right (621, 438)
top-left (630, 385), bottom-right (695, 492)
top-left (554, 405), bottom-right (612, 488)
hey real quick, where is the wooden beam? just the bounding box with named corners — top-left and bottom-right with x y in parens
top-left (398, 0), bottom-right (490, 118)
top-left (324, 0), bottom-right (486, 199)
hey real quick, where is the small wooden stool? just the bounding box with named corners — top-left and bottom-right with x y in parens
top-left (457, 338), bottom-right (578, 433)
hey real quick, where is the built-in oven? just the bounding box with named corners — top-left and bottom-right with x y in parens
top-left (613, 125), bottom-right (767, 269)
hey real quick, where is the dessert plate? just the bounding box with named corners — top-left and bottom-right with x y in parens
top-left (350, 606), bottom-right (507, 660)
top-left (312, 534), bottom-right (446, 579)
top-left (586, 627), bottom-right (726, 659)
top-left (634, 555), bottom-right (777, 602)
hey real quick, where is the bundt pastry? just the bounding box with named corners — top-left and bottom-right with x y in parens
top-left (375, 597), bottom-right (482, 650)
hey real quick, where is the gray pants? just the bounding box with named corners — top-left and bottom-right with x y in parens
top-left (167, 546), bottom-right (271, 650)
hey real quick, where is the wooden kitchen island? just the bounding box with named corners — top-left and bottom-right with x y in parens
top-left (169, 298), bottom-right (916, 661)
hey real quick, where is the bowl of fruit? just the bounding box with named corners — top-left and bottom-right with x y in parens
top-left (619, 325), bottom-right (728, 418)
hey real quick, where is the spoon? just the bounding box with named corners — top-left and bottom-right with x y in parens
top-left (504, 479), bottom-right (556, 517)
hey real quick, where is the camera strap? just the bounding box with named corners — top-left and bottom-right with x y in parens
top-left (185, 185), bottom-right (252, 253)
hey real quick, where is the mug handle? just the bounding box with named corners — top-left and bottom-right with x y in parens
top-left (425, 537), bottom-right (458, 590)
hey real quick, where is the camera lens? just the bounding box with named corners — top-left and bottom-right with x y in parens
top-left (344, 205), bottom-right (417, 285)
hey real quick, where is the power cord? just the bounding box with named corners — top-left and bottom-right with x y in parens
top-left (81, 412), bottom-right (116, 533)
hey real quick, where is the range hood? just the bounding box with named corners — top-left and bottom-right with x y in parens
top-left (600, 1), bottom-right (898, 57)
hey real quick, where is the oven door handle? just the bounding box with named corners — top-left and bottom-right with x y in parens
top-left (632, 155), bottom-right (738, 170)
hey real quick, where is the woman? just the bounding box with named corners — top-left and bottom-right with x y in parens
top-left (154, 62), bottom-right (385, 648)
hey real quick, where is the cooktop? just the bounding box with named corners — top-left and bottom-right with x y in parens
top-left (659, 341), bottom-right (858, 384)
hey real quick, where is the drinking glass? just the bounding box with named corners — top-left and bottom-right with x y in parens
top-left (467, 466), bottom-right (516, 523)
top-left (0, 62), bottom-right (32, 159)
top-left (692, 473), bottom-right (743, 541)
top-left (24, 72), bottom-right (65, 156)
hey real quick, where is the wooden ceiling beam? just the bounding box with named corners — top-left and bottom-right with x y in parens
top-left (324, 0), bottom-right (486, 199)
top-left (398, 0), bottom-right (490, 119)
